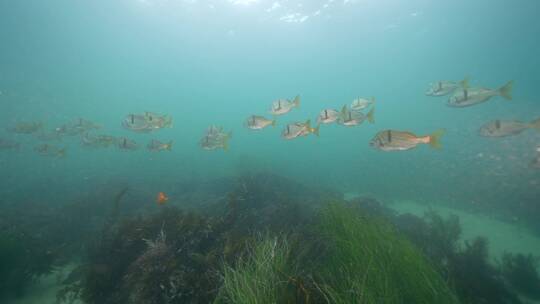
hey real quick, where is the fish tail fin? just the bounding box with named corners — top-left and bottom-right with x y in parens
top-left (429, 129), bottom-right (445, 149)
top-left (227, 131), bottom-right (233, 139)
top-left (530, 118), bottom-right (540, 130)
top-left (499, 80), bottom-right (513, 100)
top-left (293, 95), bottom-right (301, 108)
top-left (305, 119), bottom-right (311, 128)
top-left (271, 119), bottom-right (277, 127)
top-left (312, 124), bottom-right (320, 137)
top-left (167, 141), bottom-right (173, 151)
top-left (459, 76), bottom-right (470, 88)
top-left (166, 116), bottom-right (173, 128)
top-left (366, 107), bottom-right (375, 124)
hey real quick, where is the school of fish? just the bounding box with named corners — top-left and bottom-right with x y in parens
top-left (1, 77), bottom-right (538, 168)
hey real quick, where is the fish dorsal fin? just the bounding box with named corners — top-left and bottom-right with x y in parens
top-left (495, 120), bottom-right (501, 129)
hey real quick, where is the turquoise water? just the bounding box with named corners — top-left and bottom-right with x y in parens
top-left (2, 0), bottom-right (539, 209)
top-left (1, 1), bottom-right (540, 302)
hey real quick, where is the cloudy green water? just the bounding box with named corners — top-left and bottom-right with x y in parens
top-left (1, 0), bottom-right (539, 244)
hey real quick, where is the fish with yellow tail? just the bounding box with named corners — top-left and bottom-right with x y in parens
top-left (34, 144), bottom-right (67, 158)
top-left (448, 80), bottom-right (513, 107)
top-left (370, 129), bottom-right (445, 151)
top-left (350, 97), bottom-right (375, 111)
top-left (147, 139), bottom-right (173, 152)
top-left (479, 118), bottom-right (540, 137)
top-left (338, 105), bottom-right (375, 127)
top-left (281, 120), bottom-right (319, 140)
top-left (245, 115), bottom-right (276, 130)
top-left (269, 95), bottom-right (300, 116)
top-left (426, 77), bottom-right (469, 97)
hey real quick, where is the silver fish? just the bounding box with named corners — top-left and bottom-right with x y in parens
top-left (370, 129), bottom-right (445, 151)
top-left (117, 137), bottom-right (138, 151)
top-left (147, 140), bottom-right (173, 152)
top-left (448, 81), bottom-right (513, 107)
top-left (269, 95), bottom-right (300, 116)
top-left (281, 120), bottom-right (319, 140)
top-left (337, 106), bottom-right (375, 127)
top-left (245, 115), bottom-right (276, 130)
top-left (144, 112), bottom-right (173, 129)
top-left (122, 114), bottom-right (154, 133)
top-left (199, 134), bottom-right (229, 151)
top-left (426, 78), bottom-right (468, 96)
top-left (317, 109), bottom-right (341, 124)
top-left (34, 130), bottom-right (63, 142)
top-left (81, 133), bottom-right (117, 148)
top-left (56, 118), bottom-right (100, 136)
top-left (7, 122), bottom-right (43, 134)
top-left (0, 139), bottom-right (20, 150)
top-left (479, 118), bottom-right (540, 137)
top-left (350, 97), bottom-right (375, 111)
top-left (34, 144), bottom-right (66, 157)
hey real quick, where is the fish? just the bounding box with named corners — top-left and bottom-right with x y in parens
top-left (269, 95), bottom-right (301, 116)
top-left (34, 130), bottom-right (63, 142)
top-left (56, 118), bottom-right (101, 136)
top-left (447, 81), bottom-right (513, 107)
top-left (0, 138), bottom-right (20, 150)
top-left (316, 109), bottom-right (341, 124)
top-left (199, 134), bottom-right (230, 151)
top-left (122, 114), bottom-right (155, 133)
top-left (7, 122), bottom-right (43, 134)
top-left (281, 120), bottom-right (319, 140)
top-left (337, 106), bottom-right (375, 126)
top-left (122, 112), bottom-right (171, 133)
top-left (370, 129), bottom-right (445, 151)
top-left (81, 133), bottom-right (117, 148)
top-left (34, 144), bottom-right (66, 157)
top-left (200, 126), bottom-right (232, 151)
top-left (350, 97), bottom-right (375, 111)
top-left (206, 125), bottom-right (224, 136)
top-left (147, 140), bottom-right (173, 152)
top-left (245, 115), bottom-right (276, 130)
top-left (156, 192), bottom-right (168, 205)
top-left (425, 78), bottom-right (468, 96)
top-left (479, 118), bottom-right (540, 137)
top-left (117, 137), bottom-right (138, 151)
top-left (144, 112), bottom-right (173, 129)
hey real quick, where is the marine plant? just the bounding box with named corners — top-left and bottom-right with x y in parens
top-left (0, 230), bottom-right (56, 299)
top-left (448, 237), bottom-right (521, 304)
top-left (501, 252), bottom-right (540, 299)
top-left (313, 202), bottom-right (459, 304)
top-left (214, 233), bottom-right (296, 304)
